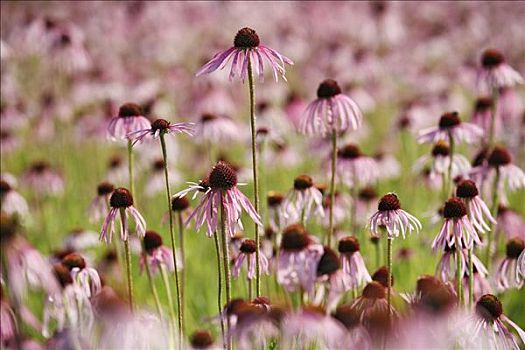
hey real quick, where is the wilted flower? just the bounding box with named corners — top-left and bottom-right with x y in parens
top-left (496, 238), bottom-right (525, 291)
top-left (417, 111), bottom-right (483, 144)
top-left (368, 193), bottom-right (422, 239)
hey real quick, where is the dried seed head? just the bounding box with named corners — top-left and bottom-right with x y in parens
top-left (481, 49), bottom-right (505, 69)
top-left (359, 186), bottom-right (377, 202)
top-left (488, 145), bottom-right (512, 167)
top-left (317, 79), bottom-right (342, 99)
top-left (438, 111), bottom-right (461, 128)
top-left (190, 330), bottom-right (214, 349)
top-left (240, 239), bottom-right (257, 254)
top-left (333, 305), bottom-right (360, 330)
top-left (208, 161), bottom-right (237, 190)
top-left (233, 27), bottom-right (260, 48)
top-left (293, 175), bottom-right (313, 190)
top-left (443, 197), bottom-right (467, 219)
top-left (267, 191), bottom-right (284, 207)
top-left (97, 181), bottom-right (114, 196)
top-left (143, 231), bottom-right (163, 253)
top-left (109, 188), bottom-right (133, 208)
top-left (456, 179), bottom-right (479, 199)
top-left (475, 97), bottom-right (493, 112)
top-left (338, 143), bottom-right (362, 160)
top-left (338, 236), bottom-right (360, 254)
top-left (506, 238), bottom-right (524, 259)
top-left (476, 294), bottom-right (503, 322)
top-left (281, 224), bottom-right (310, 251)
top-left (378, 193), bottom-right (400, 211)
top-left (118, 103), bottom-right (143, 118)
top-left (62, 253), bottom-right (87, 270)
top-left (53, 263), bottom-right (73, 288)
top-left (362, 281), bottom-right (387, 299)
top-left (151, 118), bottom-right (170, 132)
top-left (171, 196), bottom-right (189, 212)
top-left (372, 266), bottom-right (394, 288)
top-left (317, 246), bottom-right (340, 276)
top-left (431, 140), bottom-right (450, 157)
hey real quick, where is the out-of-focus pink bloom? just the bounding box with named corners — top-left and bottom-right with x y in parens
top-left (0, 297), bottom-right (16, 343)
top-left (281, 175), bottom-right (324, 225)
top-left (99, 188), bottom-right (146, 244)
top-left (300, 79), bottom-right (363, 137)
top-left (0, 177), bottom-right (28, 218)
top-left (22, 161), bottom-right (64, 196)
top-left (436, 245), bottom-right (487, 283)
top-left (48, 29), bottom-right (91, 75)
top-left (266, 191), bottom-right (285, 232)
top-left (315, 247), bottom-right (352, 311)
top-left (417, 111), bottom-right (483, 144)
top-left (232, 239), bottom-right (269, 280)
top-left (331, 305), bottom-right (372, 349)
top-left (88, 181), bottom-right (114, 224)
top-left (139, 231), bottom-right (179, 275)
top-left (196, 27), bottom-right (293, 82)
top-left (337, 236), bottom-right (371, 289)
top-left (471, 97), bottom-right (498, 136)
top-left (175, 161), bottom-right (262, 237)
top-left (517, 249), bottom-right (525, 286)
top-left (495, 238), bottom-right (524, 291)
top-left (498, 87), bottom-right (524, 127)
top-left (496, 205), bottom-right (525, 240)
top-left (462, 269), bottom-right (492, 303)
top-left (413, 140), bottom-right (471, 180)
top-left (144, 158), bottom-right (181, 197)
top-left (63, 228), bottom-right (100, 252)
top-left (432, 198), bottom-right (481, 251)
top-left (189, 330), bottom-right (216, 350)
top-left (106, 155), bottom-right (129, 184)
top-left (321, 191), bottom-right (351, 228)
top-left (336, 143), bottom-right (379, 187)
top-left (477, 49), bottom-right (524, 92)
top-left (193, 113), bottom-right (241, 144)
top-left (107, 103), bottom-right (151, 141)
top-left (351, 281), bottom-right (394, 325)
top-left (61, 253), bottom-right (102, 299)
top-left (373, 152), bottom-right (400, 180)
top-left (368, 193), bottom-right (422, 239)
top-left (128, 118), bottom-right (193, 145)
top-left (0, 130), bottom-right (21, 154)
top-left (455, 179), bottom-right (495, 233)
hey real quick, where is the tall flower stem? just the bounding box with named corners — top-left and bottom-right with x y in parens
top-left (328, 130), bottom-right (337, 248)
top-left (247, 57), bottom-right (261, 296)
top-left (143, 252), bottom-right (164, 318)
top-left (219, 196), bottom-right (232, 350)
top-left (488, 87), bottom-right (499, 147)
top-left (486, 168), bottom-right (500, 269)
top-left (468, 248), bottom-right (474, 307)
top-left (159, 134), bottom-right (184, 343)
top-left (386, 237), bottom-right (393, 320)
top-left (160, 264), bottom-right (177, 337)
top-left (120, 208), bottom-right (134, 311)
top-left (127, 140), bottom-right (136, 198)
top-left (447, 131), bottom-right (455, 197)
top-left (455, 237), bottom-right (463, 305)
top-left (177, 212), bottom-right (185, 324)
top-left (213, 232), bottom-right (225, 348)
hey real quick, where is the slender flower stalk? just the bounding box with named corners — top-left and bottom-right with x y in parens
top-left (328, 130), bottom-right (337, 247)
top-left (219, 199), bottom-right (232, 350)
top-left (213, 231), bottom-right (225, 347)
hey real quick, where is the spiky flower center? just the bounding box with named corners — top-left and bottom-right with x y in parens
top-left (362, 281), bottom-right (386, 299)
top-left (378, 193), bottom-right (401, 211)
top-left (317, 247), bottom-right (340, 276)
top-left (234, 27), bottom-right (260, 48)
top-left (443, 197), bottom-right (467, 219)
top-left (372, 266), bottom-right (393, 288)
top-left (293, 175), bottom-right (313, 190)
top-left (151, 118), bottom-right (170, 132)
top-left (110, 188), bottom-right (133, 208)
top-left (333, 305), bottom-right (360, 330)
top-left (118, 103), bottom-right (143, 118)
top-left (143, 230), bottom-right (163, 253)
top-left (338, 236), bottom-right (360, 253)
top-left (62, 253), bottom-right (87, 270)
top-left (476, 294), bottom-right (502, 322)
top-left (317, 79), bottom-right (342, 99)
top-left (456, 179), bottom-right (479, 198)
top-left (97, 181), bottom-right (114, 196)
top-left (267, 191), bottom-right (284, 207)
top-left (506, 238), bottom-right (524, 259)
top-left (171, 196), bottom-right (189, 211)
top-left (190, 330), bottom-right (214, 349)
top-left (475, 97), bottom-right (493, 112)
top-left (481, 49), bottom-right (505, 69)
top-left (488, 145), bottom-right (512, 167)
top-left (416, 275), bottom-right (441, 296)
top-left (431, 140), bottom-right (450, 157)
top-left (208, 161), bottom-right (237, 190)
top-left (281, 224), bottom-right (310, 251)
top-left (240, 239), bottom-right (257, 254)
top-left (359, 186), bottom-right (377, 201)
top-left (438, 111), bottom-right (461, 128)
top-left (338, 143), bottom-right (362, 159)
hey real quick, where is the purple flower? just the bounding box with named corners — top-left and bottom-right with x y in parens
top-left (477, 49), bottom-right (524, 93)
top-left (0, 177), bottom-right (28, 217)
top-left (22, 161), bottom-right (64, 196)
top-left (456, 179), bottom-right (495, 233)
top-left (194, 113), bottom-right (241, 143)
top-left (107, 103), bottom-right (151, 141)
top-left (337, 236), bottom-right (371, 289)
top-left (88, 181), bottom-right (114, 224)
top-left (140, 231), bottom-right (179, 275)
top-left (232, 239), bottom-right (269, 280)
top-left (436, 245), bottom-right (487, 283)
top-left (517, 249), bottom-right (525, 285)
top-left (336, 143), bottom-right (379, 187)
top-left (175, 161), bottom-right (262, 237)
top-left (432, 197), bottom-right (481, 251)
top-left (413, 140), bottom-right (471, 180)
top-left (495, 238), bottom-right (524, 291)
top-left (62, 253), bottom-right (102, 299)
top-left (315, 247), bottom-right (352, 311)
top-left (266, 191), bottom-right (285, 232)
top-left (99, 188), bottom-right (146, 244)
top-left (281, 175), bottom-right (324, 225)
top-left (368, 193), bottom-right (422, 239)
top-left (196, 27), bottom-right (293, 82)
top-left (496, 205), bottom-right (525, 240)
top-left (417, 111), bottom-right (483, 145)
top-left (351, 281), bottom-right (394, 325)
top-left (471, 97), bottom-right (498, 136)
top-left (127, 118), bottom-right (194, 145)
top-left (300, 79), bottom-right (363, 137)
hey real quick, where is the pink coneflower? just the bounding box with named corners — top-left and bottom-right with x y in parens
top-left (463, 267), bottom-right (492, 303)
top-left (282, 175), bottom-right (324, 225)
top-left (88, 181), bottom-right (114, 224)
top-left (477, 49), bottom-right (524, 92)
top-left (496, 205), bottom-right (525, 240)
top-left (189, 330), bottom-right (215, 349)
top-left (431, 198), bottom-right (481, 251)
top-left (61, 253), bottom-right (102, 298)
top-left (99, 188), bottom-right (146, 244)
top-left (63, 228), bottom-right (99, 252)
top-left (107, 103), bottom-right (151, 141)
top-left (409, 275), bottom-right (456, 315)
top-left (436, 245), bottom-right (487, 283)
top-left (49, 30), bottom-right (91, 75)
top-left (336, 143), bottom-right (379, 187)
top-left (337, 236), bottom-right (371, 289)
top-left (417, 111), bottom-right (483, 144)
top-left (300, 79), bottom-right (363, 137)
top-left (267, 191), bottom-right (285, 231)
top-left (196, 27), bottom-right (293, 82)
top-left (517, 249), bottom-right (525, 285)
top-left (413, 140), bottom-right (471, 180)
top-left (277, 224), bottom-right (323, 294)
top-left (471, 97), bottom-right (498, 136)
top-left (351, 281), bottom-right (394, 323)
top-left (127, 118), bottom-right (194, 145)
top-left (139, 231), bottom-right (177, 275)
top-left (0, 178), bottom-right (28, 217)
top-left (176, 161), bottom-right (262, 237)
top-left (374, 152), bottom-right (401, 180)
top-left (0, 130), bottom-right (20, 154)
top-left (233, 239), bottom-right (269, 280)
top-left (474, 294), bottom-right (525, 349)
top-left (321, 191), bottom-right (352, 228)
top-left (194, 113), bottom-right (241, 144)
top-left (315, 246), bottom-right (352, 311)
top-left (331, 305), bottom-right (372, 348)
top-left (368, 193), bottom-right (422, 239)
top-left (106, 155), bottom-right (128, 184)
top-left (456, 179), bottom-right (495, 233)
top-left (496, 238), bottom-right (524, 291)
top-left (23, 161), bottom-right (64, 195)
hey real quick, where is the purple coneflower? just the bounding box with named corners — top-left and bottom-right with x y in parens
top-left (496, 238), bottom-right (524, 291)
top-left (282, 175), bottom-right (324, 225)
top-left (139, 231), bottom-right (176, 275)
top-left (337, 236), bottom-right (371, 289)
top-left (194, 113), bottom-right (241, 144)
top-left (417, 111), bottom-right (483, 145)
top-left (23, 161), bottom-right (64, 195)
top-left (88, 181), bottom-right (114, 223)
top-left (331, 305), bottom-right (372, 349)
top-left (267, 191), bottom-right (285, 231)
top-left (300, 79), bottom-right (363, 137)
top-left (61, 253), bottom-right (102, 298)
top-left (99, 187), bottom-right (146, 244)
top-left (517, 249), bottom-right (525, 285)
top-left (336, 143), bottom-right (379, 187)
top-left (189, 330), bottom-right (215, 349)
top-left (413, 140), bottom-right (471, 180)
top-left (315, 246), bottom-right (352, 311)
top-left (368, 193), bottom-right (422, 239)
top-left (456, 179), bottom-right (495, 233)
top-left (63, 228), bottom-right (99, 252)
top-left (471, 97), bottom-right (497, 135)
top-left (196, 27), bottom-right (293, 82)
top-left (127, 118), bottom-right (194, 145)
top-left (351, 281), bottom-right (394, 323)
top-left (496, 205), bottom-right (525, 240)
top-left (0, 178), bottom-right (28, 217)
top-left (477, 49), bottom-right (524, 92)
top-left (435, 245), bottom-right (487, 282)
top-left (232, 239), bottom-right (269, 280)
top-left (107, 103), bottom-right (151, 141)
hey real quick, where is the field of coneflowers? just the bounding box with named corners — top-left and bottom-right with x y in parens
top-left (1, 2), bottom-right (524, 349)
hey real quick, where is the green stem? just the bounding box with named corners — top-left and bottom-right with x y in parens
top-left (219, 196), bottom-right (232, 350)
top-left (127, 140), bottom-right (135, 200)
top-left (159, 134), bottom-right (183, 345)
top-left (177, 212), bottom-right (185, 326)
top-left (455, 237), bottom-right (463, 306)
top-left (488, 87), bottom-right (499, 147)
top-left (328, 130), bottom-right (337, 248)
top-left (486, 168), bottom-right (500, 269)
top-left (143, 252), bottom-right (164, 318)
top-left (120, 208), bottom-right (134, 311)
top-left (468, 247), bottom-right (474, 307)
top-left (247, 57), bottom-right (261, 297)
top-left (447, 131), bottom-right (455, 197)
top-left (160, 263), bottom-right (177, 346)
top-left (248, 278), bottom-right (253, 301)
top-left (213, 232), bottom-right (226, 348)
top-left (386, 237), bottom-right (393, 320)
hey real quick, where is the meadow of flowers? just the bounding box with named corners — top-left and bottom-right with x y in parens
top-left (1, 2), bottom-right (525, 349)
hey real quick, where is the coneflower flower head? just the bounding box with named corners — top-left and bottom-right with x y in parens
top-left (476, 294), bottom-right (502, 323)
top-left (496, 238), bottom-right (525, 290)
top-left (171, 196), bottom-right (189, 212)
top-left (368, 193), bottom-right (422, 239)
top-left (338, 236), bottom-right (371, 288)
top-left (61, 252), bottom-right (101, 298)
top-left (372, 266), bottom-right (393, 288)
top-left (456, 179), bottom-right (495, 233)
top-left (337, 143), bottom-right (379, 186)
top-left (88, 181), bottom-right (114, 223)
top-left (478, 49), bottom-right (524, 91)
top-left (316, 246), bottom-right (340, 277)
top-left (417, 111), bottom-right (483, 144)
top-left (140, 230), bottom-right (176, 274)
top-left (190, 330), bottom-right (214, 349)
top-left (107, 102), bottom-right (151, 141)
top-left (282, 175), bottom-right (324, 224)
top-left (233, 239), bottom-right (269, 280)
top-left (128, 117), bottom-right (194, 145)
